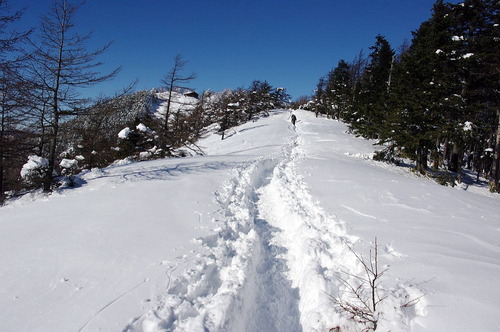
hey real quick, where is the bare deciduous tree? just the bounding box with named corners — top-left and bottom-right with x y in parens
top-left (333, 238), bottom-right (387, 331)
top-left (160, 54), bottom-right (196, 152)
top-left (0, 0), bottom-right (31, 203)
top-left (26, 0), bottom-right (120, 192)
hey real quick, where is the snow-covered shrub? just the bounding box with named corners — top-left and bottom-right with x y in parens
top-left (20, 155), bottom-right (49, 187)
top-left (118, 127), bottom-right (132, 139)
top-left (59, 158), bottom-right (80, 187)
top-left (373, 146), bottom-right (401, 165)
top-left (59, 158), bottom-right (78, 173)
top-left (434, 171), bottom-right (456, 187)
top-left (117, 123), bottom-right (159, 161)
top-left (138, 151), bottom-right (152, 160)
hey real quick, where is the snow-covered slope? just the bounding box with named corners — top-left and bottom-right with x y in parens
top-left (1, 110), bottom-right (499, 332)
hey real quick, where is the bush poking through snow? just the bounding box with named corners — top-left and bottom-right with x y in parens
top-left (373, 145), bottom-right (401, 165)
top-left (332, 238), bottom-right (424, 331)
top-left (434, 171), bottom-right (457, 187)
top-left (333, 238), bottom-right (387, 331)
top-left (59, 159), bottom-right (80, 187)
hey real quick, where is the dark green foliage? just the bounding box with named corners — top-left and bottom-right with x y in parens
top-left (315, 0), bottom-right (500, 188)
top-left (373, 145), bottom-right (401, 165)
top-left (325, 60), bottom-right (352, 120)
top-left (313, 77), bottom-right (328, 117)
top-left (351, 35), bottom-right (395, 139)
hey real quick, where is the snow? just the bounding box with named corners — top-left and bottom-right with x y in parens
top-left (463, 121), bottom-right (473, 131)
top-left (154, 91), bottom-right (198, 119)
top-left (118, 127), bottom-right (132, 139)
top-left (138, 151), bottom-right (152, 160)
top-left (1, 110), bottom-right (499, 332)
top-left (59, 158), bottom-right (78, 169)
top-left (19, 155), bottom-right (48, 179)
top-left (136, 123), bottom-right (153, 134)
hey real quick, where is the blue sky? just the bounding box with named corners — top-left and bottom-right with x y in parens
top-left (15, 0), bottom-right (459, 100)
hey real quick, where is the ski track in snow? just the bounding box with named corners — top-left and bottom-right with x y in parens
top-left (125, 119), bottom-right (426, 332)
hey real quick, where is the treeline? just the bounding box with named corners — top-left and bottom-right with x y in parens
top-left (0, 0), bottom-right (290, 204)
top-left (311, 0), bottom-right (499, 191)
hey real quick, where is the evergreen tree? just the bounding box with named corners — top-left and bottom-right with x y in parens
top-left (452, 0), bottom-right (500, 188)
top-left (352, 35), bottom-right (395, 139)
top-left (271, 87), bottom-right (291, 109)
top-left (313, 76), bottom-right (327, 117)
top-left (385, 1), bottom-right (456, 174)
top-left (245, 80), bottom-right (274, 119)
top-left (325, 60), bottom-right (352, 120)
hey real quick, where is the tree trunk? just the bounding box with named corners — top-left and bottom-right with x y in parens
top-left (0, 105), bottom-right (5, 204)
top-left (44, 30), bottom-right (64, 192)
top-left (493, 109), bottom-right (500, 191)
top-left (416, 145), bottom-right (428, 175)
top-left (44, 107), bottom-right (59, 192)
top-left (431, 138), bottom-right (441, 171)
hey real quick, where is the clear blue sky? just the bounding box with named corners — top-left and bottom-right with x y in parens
top-left (15, 0), bottom-right (459, 100)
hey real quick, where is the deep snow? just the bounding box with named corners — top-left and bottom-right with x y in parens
top-left (1, 110), bottom-right (499, 331)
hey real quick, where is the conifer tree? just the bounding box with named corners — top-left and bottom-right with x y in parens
top-left (26, 0), bottom-right (119, 192)
top-left (386, 1), bottom-right (456, 174)
top-left (325, 60), bottom-right (352, 120)
top-left (313, 76), bottom-right (327, 117)
top-left (452, 0), bottom-right (500, 188)
top-left (352, 35), bottom-right (394, 139)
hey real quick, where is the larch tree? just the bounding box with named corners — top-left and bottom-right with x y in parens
top-left (0, 0), bottom-right (31, 203)
top-left (26, 0), bottom-right (119, 192)
top-left (160, 54), bottom-right (196, 153)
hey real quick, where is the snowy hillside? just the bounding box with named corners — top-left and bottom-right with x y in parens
top-left (1, 110), bottom-right (499, 332)
top-left (153, 90), bottom-right (199, 119)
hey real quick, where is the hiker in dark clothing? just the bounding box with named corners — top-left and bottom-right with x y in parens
top-left (291, 114), bottom-right (297, 126)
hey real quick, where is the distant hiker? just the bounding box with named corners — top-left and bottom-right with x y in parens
top-left (291, 114), bottom-right (297, 126)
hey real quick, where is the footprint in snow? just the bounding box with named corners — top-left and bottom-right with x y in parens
top-left (385, 242), bottom-right (407, 258)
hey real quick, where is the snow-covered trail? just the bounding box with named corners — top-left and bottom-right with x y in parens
top-left (128, 144), bottom-right (304, 331)
top-left (256, 135), bottom-right (358, 331)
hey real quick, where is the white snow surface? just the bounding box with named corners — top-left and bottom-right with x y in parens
top-left (154, 91), bottom-right (198, 119)
top-left (136, 123), bottom-right (153, 134)
top-left (118, 127), bottom-right (132, 139)
top-left (60, 158), bottom-right (78, 169)
top-left (1, 110), bottom-right (499, 332)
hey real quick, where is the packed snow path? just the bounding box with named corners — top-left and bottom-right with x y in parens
top-left (128, 140), bottom-right (337, 331)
